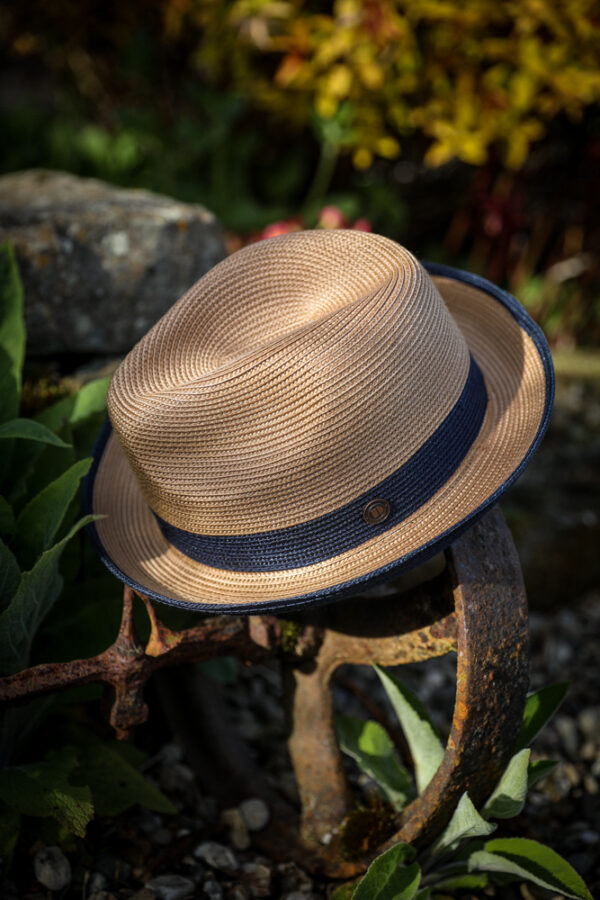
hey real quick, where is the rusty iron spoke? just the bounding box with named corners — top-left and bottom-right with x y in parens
top-left (0, 507), bottom-right (529, 877)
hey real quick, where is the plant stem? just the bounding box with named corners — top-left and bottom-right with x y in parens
top-left (302, 140), bottom-right (338, 215)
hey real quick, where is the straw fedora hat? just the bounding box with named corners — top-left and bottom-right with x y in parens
top-left (83, 230), bottom-right (553, 613)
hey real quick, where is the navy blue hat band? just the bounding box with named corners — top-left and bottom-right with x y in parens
top-left (154, 353), bottom-right (487, 572)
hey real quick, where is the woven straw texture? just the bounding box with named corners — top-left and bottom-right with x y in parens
top-left (107, 232), bottom-right (470, 534)
top-left (89, 230), bottom-right (549, 609)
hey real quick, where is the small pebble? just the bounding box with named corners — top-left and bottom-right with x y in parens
top-left (138, 813), bottom-right (164, 835)
top-left (145, 874), bottom-right (195, 900)
top-left (194, 841), bottom-right (238, 873)
top-left (277, 862), bottom-right (313, 895)
top-left (160, 762), bottom-right (196, 795)
top-left (88, 872), bottom-right (108, 896)
top-left (563, 762), bottom-right (581, 787)
top-left (227, 889), bottom-right (248, 900)
top-left (203, 879), bottom-right (223, 899)
top-left (240, 862), bottom-right (271, 898)
top-left (34, 846), bottom-right (72, 892)
top-left (578, 707), bottom-right (600, 739)
top-left (239, 798), bottom-right (270, 832)
top-left (584, 774), bottom-right (599, 795)
top-left (96, 856), bottom-right (132, 883)
top-left (555, 715), bottom-right (579, 758)
top-left (221, 808), bottom-right (250, 850)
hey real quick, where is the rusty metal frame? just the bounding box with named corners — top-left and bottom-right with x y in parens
top-left (0, 506), bottom-right (529, 877)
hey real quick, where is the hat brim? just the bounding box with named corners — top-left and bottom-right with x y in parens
top-left (82, 263), bottom-right (553, 614)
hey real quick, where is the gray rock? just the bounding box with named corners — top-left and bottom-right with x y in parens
top-left (145, 874), bottom-right (195, 900)
top-left (0, 169), bottom-right (226, 355)
top-left (578, 707), bottom-right (600, 739)
top-left (277, 862), bottom-right (313, 895)
top-left (240, 863), bottom-right (271, 898)
top-left (239, 798), bottom-right (270, 832)
top-left (87, 872), bottom-right (108, 895)
top-left (34, 846), bottom-right (72, 892)
top-left (203, 879), bottom-right (223, 899)
top-left (194, 841), bottom-right (238, 873)
top-left (160, 762), bottom-right (196, 795)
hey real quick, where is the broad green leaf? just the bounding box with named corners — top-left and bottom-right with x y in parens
top-left (0, 418), bottom-right (71, 447)
top-left (482, 749), bottom-right (530, 819)
top-left (0, 536), bottom-right (20, 613)
top-left (0, 747), bottom-right (93, 837)
top-left (0, 496), bottom-right (15, 536)
top-left (354, 844), bottom-right (420, 900)
top-left (431, 793), bottom-right (496, 854)
top-left (15, 457), bottom-right (92, 566)
top-left (0, 514), bottom-right (99, 676)
top-left (0, 243), bottom-right (25, 425)
top-left (469, 838), bottom-right (592, 900)
top-left (0, 801), bottom-right (21, 869)
top-left (527, 758), bottom-right (558, 791)
top-left (330, 883), bottom-right (357, 900)
top-left (515, 683), bottom-right (569, 752)
top-left (374, 665), bottom-right (444, 794)
top-left (36, 376), bottom-right (110, 430)
top-left (432, 873), bottom-right (488, 891)
top-left (414, 890), bottom-right (432, 900)
top-left (73, 740), bottom-right (176, 816)
top-left (337, 715), bottom-right (414, 809)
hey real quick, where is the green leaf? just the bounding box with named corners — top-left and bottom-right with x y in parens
top-left (0, 515), bottom-right (99, 676)
top-left (0, 243), bottom-right (25, 425)
top-left (0, 418), bottom-right (71, 447)
top-left (432, 873), bottom-right (488, 891)
top-left (330, 883), bottom-right (358, 900)
top-left (354, 844), bottom-right (421, 900)
top-left (482, 749), bottom-right (530, 819)
top-left (515, 683), bottom-right (569, 752)
top-left (414, 890), bottom-right (432, 900)
top-left (0, 495), bottom-right (15, 536)
top-left (527, 758), bottom-right (558, 791)
top-left (0, 536), bottom-right (20, 613)
top-left (73, 739), bottom-right (176, 816)
top-left (337, 715), bottom-right (414, 809)
top-left (14, 457), bottom-right (92, 566)
top-left (374, 665), bottom-right (444, 794)
top-left (431, 793), bottom-right (496, 854)
top-left (469, 838), bottom-right (593, 900)
top-left (0, 747), bottom-right (93, 837)
top-left (36, 377), bottom-right (110, 431)
top-left (0, 800), bottom-right (21, 869)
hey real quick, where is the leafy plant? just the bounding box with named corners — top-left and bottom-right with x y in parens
top-left (333, 671), bottom-right (590, 899)
top-left (0, 243), bottom-right (174, 868)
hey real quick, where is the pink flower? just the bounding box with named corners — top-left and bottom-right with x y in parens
top-left (260, 217), bottom-right (304, 240)
top-left (352, 218), bottom-right (372, 232)
top-left (318, 205), bottom-right (347, 229)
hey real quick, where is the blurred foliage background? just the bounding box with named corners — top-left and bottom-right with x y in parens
top-left (1, 0), bottom-right (600, 346)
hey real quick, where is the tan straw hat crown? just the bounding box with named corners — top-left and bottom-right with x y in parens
top-left (84, 229), bottom-right (553, 613)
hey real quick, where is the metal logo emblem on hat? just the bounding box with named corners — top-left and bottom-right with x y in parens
top-left (83, 230), bottom-right (554, 613)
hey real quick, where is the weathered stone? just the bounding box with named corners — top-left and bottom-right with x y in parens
top-left (238, 798), bottom-right (269, 832)
top-left (221, 808), bottom-right (250, 850)
top-left (34, 846), bottom-right (72, 892)
top-left (0, 169), bottom-right (226, 355)
top-left (194, 841), bottom-right (238, 873)
top-left (145, 874), bottom-right (195, 900)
